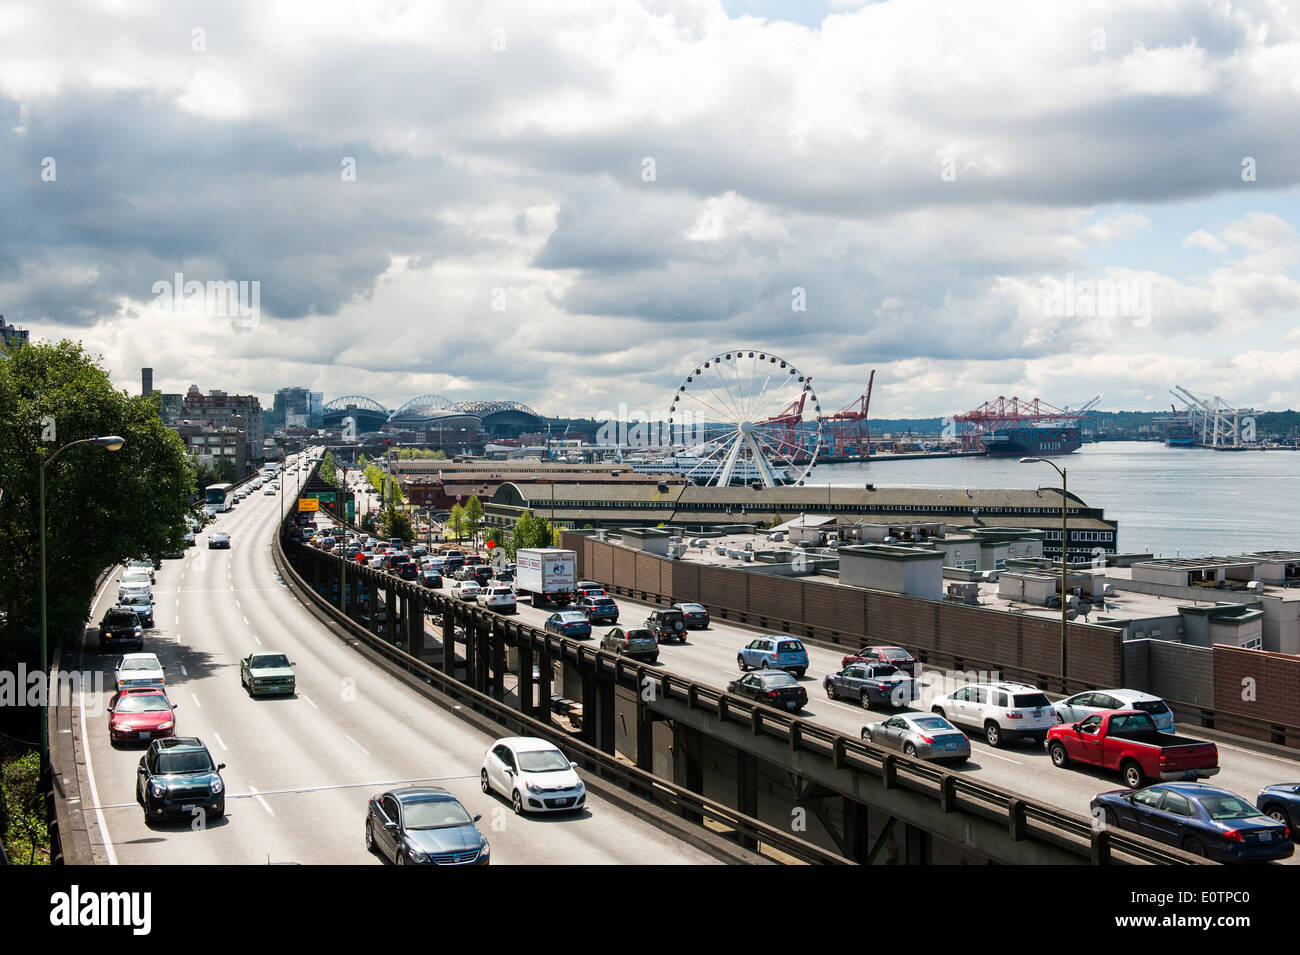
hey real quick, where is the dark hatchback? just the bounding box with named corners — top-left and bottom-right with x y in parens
top-left (136, 737), bottom-right (225, 823)
top-left (577, 594), bottom-right (619, 624)
top-left (419, 568), bottom-right (443, 589)
top-left (600, 627), bottom-right (658, 663)
top-left (672, 602), bottom-right (710, 628)
top-left (645, 608), bottom-right (687, 644)
top-left (727, 670), bottom-right (808, 712)
top-left (365, 787), bottom-right (490, 865)
top-left (1091, 782), bottom-right (1294, 863)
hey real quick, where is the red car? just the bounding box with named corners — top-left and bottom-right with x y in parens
top-left (841, 645), bottom-right (917, 677)
top-left (1046, 710), bottom-right (1219, 789)
top-left (107, 688), bottom-right (177, 746)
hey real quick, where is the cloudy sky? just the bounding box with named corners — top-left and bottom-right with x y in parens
top-left (3, 0), bottom-right (1299, 419)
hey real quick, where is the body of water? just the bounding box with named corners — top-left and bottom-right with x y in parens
top-left (817, 442), bottom-right (1299, 557)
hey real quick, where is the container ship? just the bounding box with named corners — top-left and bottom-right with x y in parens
top-left (981, 425), bottom-right (1081, 457)
top-left (1164, 423), bottom-right (1195, 447)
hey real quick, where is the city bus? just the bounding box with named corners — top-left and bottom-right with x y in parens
top-left (204, 483), bottom-right (235, 514)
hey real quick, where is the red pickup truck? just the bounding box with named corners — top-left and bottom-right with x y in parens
top-left (1046, 710), bottom-right (1219, 789)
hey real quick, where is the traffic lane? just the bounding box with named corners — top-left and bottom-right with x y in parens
top-left (169, 484), bottom-right (717, 864)
top-left (509, 591), bottom-right (1300, 853)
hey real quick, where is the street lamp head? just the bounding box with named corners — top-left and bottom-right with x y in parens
top-left (1019, 456), bottom-right (1042, 464)
top-left (93, 435), bottom-right (125, 451)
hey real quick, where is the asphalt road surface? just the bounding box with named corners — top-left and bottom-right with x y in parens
top-left (69, 476), bottom-right (718, 865)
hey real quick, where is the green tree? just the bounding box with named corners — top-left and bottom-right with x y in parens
top-left (448, 503), bottom-right (466, 541)
top-left (378, 505), bottom-right (413, 543)
top-left (508, 510), bottom-right (555, 557)
top-left (0, 341), bottom-right (195, 735)
top-left (212, 460), bottom-right (237, 484)
top-left (320, 451), bottom-right (337, 485)
top-left (464, 495), bottom-right (483, 548)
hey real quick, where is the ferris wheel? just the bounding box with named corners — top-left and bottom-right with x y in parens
top-left (667, 349), bottom-right (823, 487)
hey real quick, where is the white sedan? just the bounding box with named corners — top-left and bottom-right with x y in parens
top-left (480, 737), bottom-right (585, 815)
top-left (450, 580), bottom-right (481, 602)
top-left (114, 653), bottom-right (166, 693)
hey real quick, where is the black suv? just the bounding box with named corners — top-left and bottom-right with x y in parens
top-left (99, 609), bottom-right (144, 651)
top-left (645, 609), bottom-right (687, 644)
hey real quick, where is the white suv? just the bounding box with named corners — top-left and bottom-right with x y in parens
top-left (477, 586), bottom-right (517, 614)
top-left (930, 681), bottom-right (1056, 748)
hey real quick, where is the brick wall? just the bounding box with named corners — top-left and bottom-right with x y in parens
top-left (1213, 645), bottom-right (1300, 745)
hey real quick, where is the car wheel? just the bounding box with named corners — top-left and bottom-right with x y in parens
top-left (984, 722), bottom-right (1002, 747)
top-left (1264, 805), bottom-right (1293, 828)
top-left (1103, 808), bottom-right (1118, 827)
top-left (826, 683), bottom-right (837, 700)
top-left (795, 669), bottom-right (806, 679)
top-left (861, 728), bottom-right (872, 742)
top-left (1121, 760), bottom-right (1145, 789)
top-left (761, 659), bottom-right (769, 670)
top-left (737, 655), bottom-right (747, 672)
top-left (1181, 836), bottom-right (1205, 857)
top-left (512, 790), bottom-right (525, 816)
top-left (396, 850), bottom-right (408, 865)
top-left (903, 742), bottom-right (918, 758)
top-left (1048, 742), bottom-right (1070, 767)
top-left (365, 817), bottom-right (376, 852)
top-left (480, 769), bottom-right (491, 795)
top-left (861, 693), bottom-right (873, 710)
top-left (931, 706), bottom-right (946, 719)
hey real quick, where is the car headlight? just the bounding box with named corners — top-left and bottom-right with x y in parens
top-left (574, 781), bottom-right (584, 792)
top-left (157, 721), bottom-right (174, 731)
top-left (149, 781), bottom-right (166, 798)
top-left (407, 846), bottom-right (428, 862)
top-left (526, 781), bottom-right (543, 795)
top-left (479, 840), bottom-right (490, 860)
top-left (210, 777), bottom-right (223, 794)
top-left (112, 722), bottom-right (130, 732)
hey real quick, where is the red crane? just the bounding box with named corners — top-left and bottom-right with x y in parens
top-left (952, 395), bottom-right (1083, 451)
top-left (822, 370), bottom-right (874, 458)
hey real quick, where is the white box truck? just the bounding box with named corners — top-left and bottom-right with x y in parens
top-left (515, 548), bottom-right (577, 607)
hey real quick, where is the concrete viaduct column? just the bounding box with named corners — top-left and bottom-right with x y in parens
top-left (442, 606), bottom-right (456, 678)
top-left (842, 797), bottom-right (870, 863)
top-left (490, 624), bottom-right (505, 701)
top-left (518, 639), bottom-right (535, 716)
top-left (384, 586), bottom-right (397, 645)
top-left (672, 722), bottom-right (704, 825)
top-left (737, 749), bottom-right (759, 852)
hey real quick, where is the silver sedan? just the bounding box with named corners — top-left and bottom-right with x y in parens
top-left (862, 712), bottom-right (971, 764)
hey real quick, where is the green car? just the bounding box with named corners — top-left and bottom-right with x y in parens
top-left (240, 651), bottom-right (296, 696)
top-left (600, 627), bottom-right (659, 664)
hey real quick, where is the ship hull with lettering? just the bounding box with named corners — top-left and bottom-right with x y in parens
top-left (982, 426), bottom-right (1081, 457)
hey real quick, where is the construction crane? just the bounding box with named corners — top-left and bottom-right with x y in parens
top-left (821, 370), bottom-right (875, 459)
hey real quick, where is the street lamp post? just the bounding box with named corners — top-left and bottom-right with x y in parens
top-left (1020, 456), bottom-right (1069, 686)
top-left (40, 435), bottom-right (125, 763)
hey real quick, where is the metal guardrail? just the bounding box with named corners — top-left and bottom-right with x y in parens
top-left (287, 535), bottom-right (1206, 865)
top-left (276, 513), bottom-right (849, 865)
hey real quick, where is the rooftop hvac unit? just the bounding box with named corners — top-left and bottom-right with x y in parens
top-left (669, 543), bottom-right (687, 559)
top-left (883, 536), bottom-right (896, 544)
top-left (714, 545), bottom-right (728, 555)
top-left (1246, 580), bottom-right (1261, 591)
top-left (947, 582), bottom-right (979, 605)
top-left (741, 552), bottom-right (754, 562)
top-left (1067, 595), bottom-right (1079, 609)
top-left (828, 540), bottom-right (840, 549)
top-left (744, 542), bottom-right (753, 551)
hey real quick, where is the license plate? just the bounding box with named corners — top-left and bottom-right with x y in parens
top-left (1260, 832), bottom-right (1273, 842)
top-left (138, 732), bottom-right (150, 738)
top-left (945, 743), bottom-right (958, 750)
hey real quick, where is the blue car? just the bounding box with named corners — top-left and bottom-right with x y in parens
top-left (1256, 783), bottom-right (1300, 830)
top-left (737, 636), bottom-right (809, 677)
top-left (544, 610), bottom-right (592, 639)
top-left (1091, 782), bottom-right (1294, 863)
top-left (366, 787), bottom-right (489, 865)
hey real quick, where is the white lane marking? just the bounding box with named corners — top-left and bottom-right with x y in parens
top-left (236, 600), bottom-right (241, 609)
top-left (247, 784), bottom-right (276, 816)
top-left (176, 598), bottom-right (180, 607)
top-left (345, 735), bottom-right (371, 756)
top-left (190, 692), bottom-right (202, 709)
top-left (213, 732), bottom-right (229, 751)
top-left (970, 747), bottom-right (1023, 765)
top-left (230, 584), bottom-right (234, 590)
top-left (300, 693), bottom-right (318, 710)
top-left (252, 634), bottom-right (262, 646)
top-left (243, 616), bottom-right (250, 625)
top-left (180, 666), bottom-right (188, 676)
top-left (174, 615), bottom-right (179, 625)
top-left (75, 667), bottom-right (119, 866)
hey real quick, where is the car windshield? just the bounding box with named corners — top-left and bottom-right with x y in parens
top-left (593, 598), bottom-right (615, 606)
top-left (517, 749), bottom-right (571, 773)
top-left (106, 612), bottom-right (138, 625)
top-left (122, 571), bottom-right (151, 583)
top-left (156, 751), bottom-right (214, 774)
top-left (121, 658), bottom-right (159, 671)
top-left (1013, 693), bottom-right (1051, 708)
top-left (882, 648), bottom-right (911, 660)
top-left (776, 641), bottom-right (804, 653)
top-left (911, 716), bottom-right (952, 731)
top-left (1198, 795), bottom-right (1259, 821)
top-left (679, 604), bottom-right (705, 612)
top-left (116, 695), bottom-right (170, 713)
top-left (122, 596), bottom-right (149, 606)
top-left (402, 797), bottom-right (474, 829)
top-left (869, 665), bottom-right (900, 677)
top-left (128, 561), bottom-right (152, 569)
top-left (252, 654), bottom-right (289, 668)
